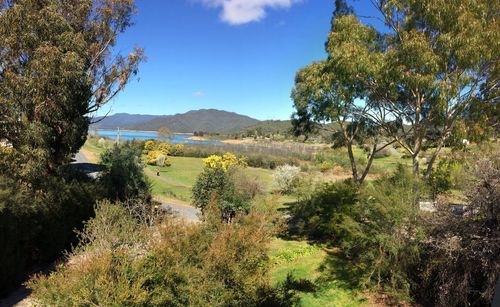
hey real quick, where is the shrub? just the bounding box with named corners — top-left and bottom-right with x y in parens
top-left (273, 165), bottom-right (301, 194)
top-left (0, 175), bottom-right (96, 295)
top-left (232, 171), bottom-right (263, 201)
top-left (289, 180), bottom-right (358, 239)
top-left (332, 167), bottom-right (424, 300)
top-left (192, 154), bottom-right (250, 222)
top-left (99, 142), bottom-right (152, 202)
top-left (28, 199), bottom-right (295, 306)
top-left (290, 166), bottom-right (425, 301)
top-left (155, 153), bottom-right (166, 167)
top-left (319, 161), bottom-right (331, 173)
top-left (157, 143), bottom-right (170, 155)
top-left (144, 140), bottom-right (157, 152)
top-left (170, 144), bottom-right (185, 156)
top-left (428, 159), bottom-right (468, 198)
top-left (97, 138), bottom-right (106, 148)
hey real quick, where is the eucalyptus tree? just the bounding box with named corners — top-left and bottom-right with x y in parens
top-left (293, 0), bottom-right (499, 178)
top-left (293, 6), bottom-right (393, 184)
top-left (0, 0), bottom-right (144, 183)
top-left (371, 0), bottom-right (499, 177)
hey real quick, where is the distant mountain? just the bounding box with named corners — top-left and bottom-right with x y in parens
top-left (91, 113), bottom-right (159, 130)
top-left (90, 109), bottom-right (260, 134)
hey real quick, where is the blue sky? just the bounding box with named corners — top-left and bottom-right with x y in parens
top-left (104, 1), bottom-right (381, 120)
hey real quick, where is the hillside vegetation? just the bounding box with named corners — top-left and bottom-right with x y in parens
top-left (92, 109), bottom-right (260, 133)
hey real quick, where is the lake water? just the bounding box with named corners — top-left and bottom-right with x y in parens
top-left (90, 129), bottom-right (222, 145)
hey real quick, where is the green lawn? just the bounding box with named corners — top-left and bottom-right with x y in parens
top-left (145, 156), bottom-right (275, 203)
top-left (269, 238), bottom-right (367, 307)
top-left (81, 139), bottom-right (277, 204)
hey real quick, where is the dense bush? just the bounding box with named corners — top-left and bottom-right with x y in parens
top-left (98, 142), bottom-right (152, 203)
top-left (289, 180), bottom-right (358, 239)
top-left (192, 154), bottom-right (251, 222)
top-left (28, 200), bottom-right (296, 306)
top-left (0, 175), bottom-right (96, 295)
top-left (290, 166), bottom-right (425, 301)
top-left (428, 159), bottom-right (467, 197)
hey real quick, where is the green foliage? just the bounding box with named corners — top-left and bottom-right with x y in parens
top-left (290, 180), bottom-right (358, 239)
top-left (0, 175), bottom-right (96, 295)
top-left (0, 0), bottom-right (143, 182)
top-left (99, 142), bottom-right (152, 203)
top-left (28, 199), bottom-right (297, 306)
top-left (427, 157), bottom-right (470, 198)
top-left (192, 165), bottom-right (250, 222)
top-left (290, 166), bottom-right (425, 300)
top-left (334, 167), bottom-right (424, 299)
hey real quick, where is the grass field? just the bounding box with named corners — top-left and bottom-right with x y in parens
top-left (81, 137), bottom-right (411, 205)
top-left (83, 139), bottom-right (277, 204)
top-left (269, 239), bottom-right (367, 307)
top-left (145, 156), bottom-right (274, 203)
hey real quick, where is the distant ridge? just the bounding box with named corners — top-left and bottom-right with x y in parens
top-left (91, 109), bottom-right (260, 134)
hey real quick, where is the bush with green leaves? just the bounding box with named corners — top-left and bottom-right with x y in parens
top-left (192, 157), bottom-right (251, 223)
top-left (28, 199), bottom-right (297, 306)
top-left (289, 180), bottom-right (358, 239)
top-left (290, 166), bottom-right (425, 301)
top-left (98, 142), bottom-right (152, 203)
top-left (0, 175), bottom-right (96, 295)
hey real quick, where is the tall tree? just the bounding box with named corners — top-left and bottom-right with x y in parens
top-left (0, 0), bottom-right (144, 183)
top-left (371, 0), bottom-right (499, 177)
top-left (293, 0), bottom-right (499, 178)
top-left (292, 4), bottom-right (393, 184)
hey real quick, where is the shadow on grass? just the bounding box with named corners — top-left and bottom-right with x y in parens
top-left (318, 249), bottom-right (365, 290)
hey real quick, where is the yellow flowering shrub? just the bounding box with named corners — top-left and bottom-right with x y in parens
top-left (146, 150), bottom-right (161, 165)
top-left (171, 144), bottom-right (184, 156)
top-left (203, 153), bottom-right (247, 171)
top-left (144, 140), bottom-right (157, 152)
top-left (157, 143), bottom-right (170, 155)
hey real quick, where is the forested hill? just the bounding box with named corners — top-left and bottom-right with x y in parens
top-left (91, 109), bottom-right (260, 133)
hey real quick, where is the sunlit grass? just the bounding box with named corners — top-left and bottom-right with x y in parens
top-left (145, 156), bottom-right (274, 203)
top-left (269, 238), bottom-right (367, 307)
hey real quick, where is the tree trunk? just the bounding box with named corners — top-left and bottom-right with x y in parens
top-left (424, 136), bottom-right (446, 179)
top-left (359, 143), bottom-right (377, 184)
top-left (412, 154), bottom-right (420, 176)
top-left (346, 142), bottom-right (359, 182)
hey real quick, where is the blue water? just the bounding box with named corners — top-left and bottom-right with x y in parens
top-left (90, 130), bottom-right (222, 145)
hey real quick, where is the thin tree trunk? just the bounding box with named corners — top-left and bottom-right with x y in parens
top-left (359, 143), bottom-right (377, 184)
top-left (346, 141), bottom-right (359, 182)
top-left (424, 133), bottom-right (447, 179)
top-left (412, 154), bottom-right (420, 176)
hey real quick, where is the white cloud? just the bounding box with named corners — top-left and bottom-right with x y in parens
top-left (200, 0), bottom-right (299, 25)
top-left (192, 91), bottom-right (206, 97)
